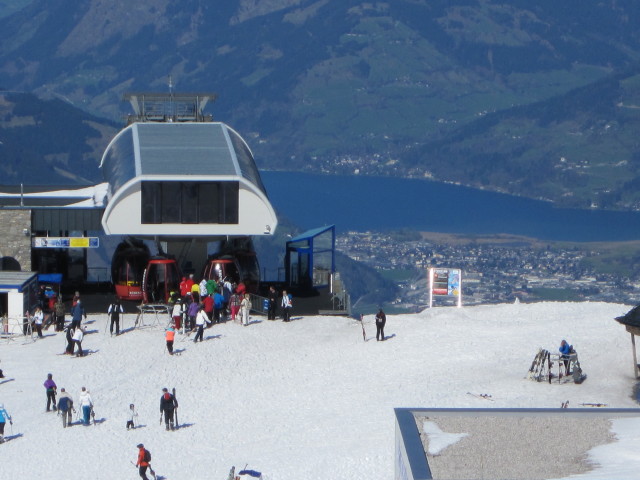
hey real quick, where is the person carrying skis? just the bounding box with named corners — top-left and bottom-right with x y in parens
top-left (159, 387), bottom-right (178, 431)
top-left (193, 305), bottom-right (210, 342)
top-left (127, 403), bottom-right (138, 430)
top-left (135, 443), bottom-right (153, 480)
top-left (165, 324), bottom-right (176, 355)
top-left (108, 299), bottom-right (124, 336)
top-left (57, 387), bottom-right (75, 428)
top-left (64, 325), bottom-right (75, 355)
top-left (43, 373), bottom-right (57, 412)
top-left (0, 403), bottom-right (12, 443)
top-left (78, 386), bottom-right (93, 425)
top-left (375, 308), bottom-right (386, 341)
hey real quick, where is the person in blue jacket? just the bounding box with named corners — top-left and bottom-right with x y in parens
top-left (70, 298), bottom-right (86, 330)
top-left (0, 403), bottom-right (12, 443)
top-left (559, 339), bottom-right (574, 375)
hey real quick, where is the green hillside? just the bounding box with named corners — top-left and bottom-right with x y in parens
top-left (1, 1), bottom-right (640, 208)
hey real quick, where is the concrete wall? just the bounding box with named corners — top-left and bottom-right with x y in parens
top-left (0, 209), bottom-right (32, 271)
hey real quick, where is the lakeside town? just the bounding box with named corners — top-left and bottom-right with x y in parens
top-left (336, 231), bottom-right (640, 310)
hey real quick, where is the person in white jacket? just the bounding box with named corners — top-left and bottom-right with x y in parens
top-left (193, 305), bottom-right (210, 342)
top-left (78, 387), bottom-right (93, 425)
top-left (31, 306), bottom-right (44, 338)
top-left (72, 326), bottom-right (85, 357)
top-left (241, 294), bottom-right (251, 326)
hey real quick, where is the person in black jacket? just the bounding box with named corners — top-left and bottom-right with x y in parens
top-left (375, 308), bottom-right (386, 341)
top-left (267, 286), bottom-right (277, 320)
top-left (160, 388), bottom-right (178, 431)
top-left (108, 299), bottom-right (124, 336)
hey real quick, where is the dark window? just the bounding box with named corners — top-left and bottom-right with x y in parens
top-left (199, 183), bottom-right (219, 223)
top-left (141, 181), bottom-right (239, 224)
top-left (141, 183), bottom-right (161, 224)
top-left (162, 183), bottom-right (181, 223)
top-left (181, 183), bottom-right (198, 224)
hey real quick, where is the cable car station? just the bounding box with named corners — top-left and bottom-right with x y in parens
top-left (0, 93), bottom-right (278, 316)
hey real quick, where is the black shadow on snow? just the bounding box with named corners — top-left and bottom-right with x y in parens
top-left (382, 334), bottom-right (396, 341)
top-left (0, 378), bottom-right (15, 385)
top-left (204, 334), bottom-right (221, 341)
top-left (172, 348), bottom-right (186, 355)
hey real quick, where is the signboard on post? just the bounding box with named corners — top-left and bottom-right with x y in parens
top-left (428, 267), bottom-right (462, 308)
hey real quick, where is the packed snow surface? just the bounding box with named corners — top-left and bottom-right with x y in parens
top-left (1, 301), bottom-right (639, 479)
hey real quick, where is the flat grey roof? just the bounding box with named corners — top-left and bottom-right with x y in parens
top-left (0, 271), bottom-right (37, 290)
top-left (397, 408), bottom-right (640, 480)
top-left (137, 123), bottom-right (238, 176)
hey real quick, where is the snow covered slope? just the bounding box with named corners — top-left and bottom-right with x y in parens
top-left (0, 301), bottom-right (637, 479)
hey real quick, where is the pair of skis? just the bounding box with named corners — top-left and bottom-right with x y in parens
top-left (159, 388), bottom-right (179, 430)
top-left (527, 348), bottom-right (551, 382)
top-left (467, 392), bottom-right (494, 401)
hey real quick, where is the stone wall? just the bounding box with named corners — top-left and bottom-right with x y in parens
top-left (0, 209), bottom-right (32, 271)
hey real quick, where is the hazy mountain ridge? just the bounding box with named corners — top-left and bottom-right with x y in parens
top-left (2, 1), bottom-right (640, 207)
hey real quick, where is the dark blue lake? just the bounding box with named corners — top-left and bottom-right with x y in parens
top-left (261, 171), bottom-right (640, 242)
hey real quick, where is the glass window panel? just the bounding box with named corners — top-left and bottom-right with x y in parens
top-left (222, 182), bottom-right (239, 224)
top-left (181, 183), bottom-right (198, 224)
top-left (199, 183), bottom-right (219, 223)
top-left (141, 182), bottom-right (161, 224)
top-left (161, 182), bottom-right (181, 223)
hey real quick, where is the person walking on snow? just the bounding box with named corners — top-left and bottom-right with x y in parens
top-left (78, 386), bottom-right (93, 425)
top-left (281, 290), bottom-right (292, 322)
top-left (241, 293), bottom-right (251, 326)
top-left (72, 325), bottom-right (85, 356)
top-left (193, 305), bottom-right (210, 342)
top-left (57, 388), bottom-right (75, 428)
top-left (126, 403), bottom-right (138, 430)
top-left (165, 325), bottom-right (176, 355)
top-left (43, 373), bottom-right (57, 411)
top-left (70, 299), bottom-right (86, 330)
top-left (375, 308), bottom-right (386, 341)
top-left (135, 443), bottom-right (154, 480)
top-left (107, 299), bottom-right (124, 335)
top-left (160, 387), bottom-right (178, 431)
top-left (0, 403), bottom-right (12, 443)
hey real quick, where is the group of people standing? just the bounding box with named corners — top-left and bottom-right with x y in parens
top-left (39, 373), bottom-right (94, 428)
top-left (267, 286), bottom-right (293, 321)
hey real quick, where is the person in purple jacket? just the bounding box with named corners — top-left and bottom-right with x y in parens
top-left (44, 373), bottom-right (57, 412)
top-left (187, 297), bottom-right (199, 331)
